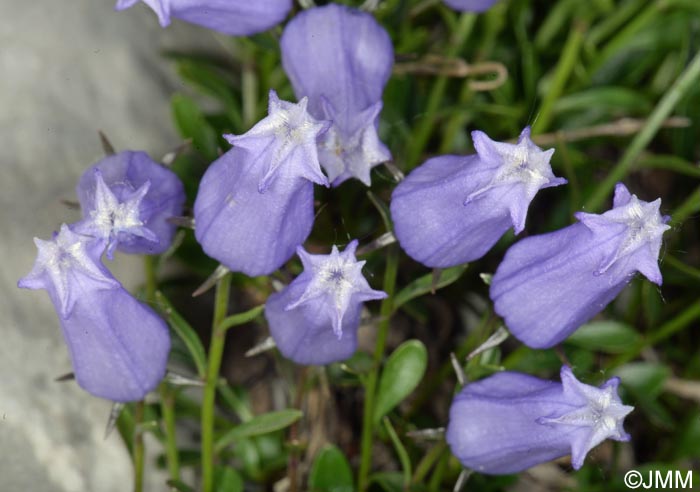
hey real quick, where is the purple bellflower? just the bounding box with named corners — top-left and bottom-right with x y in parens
top-left (391, 128), bottom-right (566, 268)
top-left (280, 3), bottom-right (393, 185)
top-left (265, 240), bottom-right (387, 365)
top-left (18, 225), bottom-right (170, 402)
top-left (491, 183), bottom-right (670, 348)
top-left (73, 150), bottom-right (185, 259)
top-left (115, 0), bottom-right (292, 36)
top-left (194, 90), bottom-right (330, 276)
top-left (446, 366), bottom-right (633, 474)
top-left (443, 0), bottom-right (500, 12)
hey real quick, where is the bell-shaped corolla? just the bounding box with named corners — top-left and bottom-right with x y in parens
top-left (490, 183), bottom-right (670, 348)
top-left (280, 3), bottom-right (393, 185)
top-left (74, 150), bottom-right (185, 259)
top-left (18, 225), bottom-right (170, 402)
top-left (193, 91), bottom-right (330, 276)
top-left (265, 240), bottom-right (387, 365)
top-left (391, 128), bottom-right (566, 268)
top-left (446, 366), bottom-right (633, 474)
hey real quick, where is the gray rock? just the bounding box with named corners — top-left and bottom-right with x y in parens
top-left (0, 1), bottom-right (216, 490)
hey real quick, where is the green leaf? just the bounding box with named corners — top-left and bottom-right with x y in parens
top-left (614, 362), bottom-right (670, 398)
top-left (214, 467), bottom-right (244, 492)
top-left (171, 93), bottom-right (219, 160)
top-left (368, 472), bottom-right (405, 492)
top-left (215, 409), bottom-right (302, 452)
top-left (154, 291), bottom-right (207, 378)
top-left (383, 417), bottom-right (411, 489)
top-left (308, 445), bottom-right (354, 492)
top-left (369, 472), bottom-right (427, 492)
top-left (393, 265), bottom-right (468, 311)
top-left (219, 305), bottom-right (265, 332)
top-left (565, 321), bottom-right (642, 353)
top-left (175, 60), bottom-right (242, 128)
top-left (373, 340), bottom-right (428, 423)
top-left (553, 87), bottom-right (652, 115)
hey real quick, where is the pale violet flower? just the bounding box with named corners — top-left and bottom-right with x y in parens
top-left (115, 0), bottom-right (292, 36)
top-left (265, 240), bottom-right (387, 365)
top-left (391, 127), bottom-right (566, 268)
top-left (446, 366), bottom-right (633, 474)
top-left (280, 3), bottom-right (393, 186)
top-left (194, 91), bottom-right (330, 276)
top-left (443, 0), bottom-right (500, 12)
top-left (74, 151), bottom-right (185, 259)
top-left (18, 225), bottom-right (170, 402)
top-left (491, 183), bottom-right (670, 348)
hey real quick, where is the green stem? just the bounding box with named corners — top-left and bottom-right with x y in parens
top-left (241, 41), bottom-right (258, 128)
top-left (219, 304), bottom-right (265, 332)
top-left (383, 417), bottom-right (412, 489)
top-left (201, 273), bottom-right (232, 492)
top-left (531, 20), bottom-right (586, 135)
top-left (610, 300), bottom-right (700, 369)
top-left (665, 254), bottom-right (700, 281)
top-left (585, 50), bottom-right (700, 212)
top-left (160, 385), bottom-right (180, 482)
top-left (358, 246), bottom-right (399, 491)
top-left (412, 441), bottom-right (447, 485)
top-left (133, 401), bottom-right (145, 492)
top-left (132, 256), bottom-right (158, 492)
top-left (405, 14), bottom-right (476, 170)
top-left (671, 185), bottom-right (700, 224)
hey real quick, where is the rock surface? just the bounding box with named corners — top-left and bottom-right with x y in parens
top-left (0, 1), bottom-right (214, 490)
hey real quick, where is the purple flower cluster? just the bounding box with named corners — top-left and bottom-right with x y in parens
top-left (19, 151), bottom-right (184, 401)
top-left (20, 1), bottom-right (672, 478)
top-left (390, 128), bottom-right (666, 471)
top-left (194, 4), bottom-right (394, 276)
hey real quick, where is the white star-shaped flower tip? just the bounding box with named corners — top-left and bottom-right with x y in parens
top-left (538, 367), bottom-right (633, 470)
top-left (575, 183), bottom-right (670, 284)
top-left (466, 127), bottom-right (566, 233)
top-left (225, 90), bottom-right (330, 193)
top-left (18, 224), bottom-right (119, 318)
top-left (318, 99), bottom-right (391, 186)
top-left (285, 240), bottom-right (387, 337)
top-left (82, 169), bottom-right (158, 259)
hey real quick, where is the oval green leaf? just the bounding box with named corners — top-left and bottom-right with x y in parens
top-left (373, 340), bottom-right (428, 424)
top-left (308, 445), bottom-right (354, 492)
top-left (214, 467), bottom-right (244, 492)
top-left (565, 321), bottom-right (642, 353)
